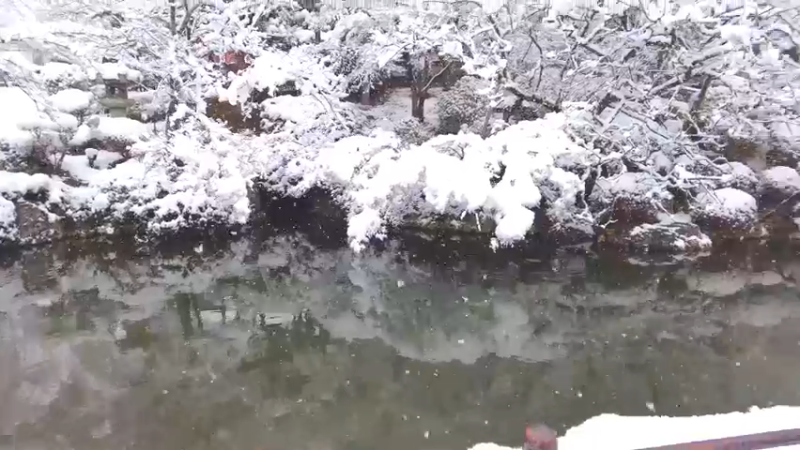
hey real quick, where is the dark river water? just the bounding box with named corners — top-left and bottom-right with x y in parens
top-left (1, 231), bottom-right (800, 450)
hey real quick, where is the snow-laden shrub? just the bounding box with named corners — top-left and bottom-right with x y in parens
top-left (48, 88), bottom-right (95, 115)
top-left (0, 196), bottom-right (16, 242)
top-left (762, 166), bottom-right (800, 195)
top-left (435, 77), bottom-right (487, 135)
top-left (718, 162), bottom-right (759, 195)
top-left (0, 170), bottom-right (66, 242)
top-left (0, 86), bottom-right (81, 166)
top-left (394, 118), bottom-right (435, 146)
top-left (218, 46), bottom-right (346, 107)
top-left (0, 101), bottom-right (281, 234)
top-left (309, 112), bottom-right (595, 251)
top-left (260, 94), bottom-right (367, 143)
top-left (37, 62), bottom-right (93, 91)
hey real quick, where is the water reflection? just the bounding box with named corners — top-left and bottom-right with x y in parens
top-left (1, 234), bottom-right (800, 449)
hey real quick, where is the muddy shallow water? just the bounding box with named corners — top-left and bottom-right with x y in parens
top-left (1, 233), bottom-right (800, 450)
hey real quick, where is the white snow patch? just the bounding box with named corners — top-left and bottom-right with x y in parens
top-left (58, 119), bottom-right (253, 229)
top-left (763, 166), bottom-right (800, 192)
top-left (37, 62), bottom-right (89, 85)
top-left (96, 62), bottom-right (142, 82)
top-left (370, 87), bottom-right (443, 130)
top-left (772, 121), bottom-right (800, 143)
top-left (719, 161), bottom-right (759, 191)
top-left (720, 24), bottom-right (753, 45)
top-left (219, 46), bottom-right (342, 106)
top-left (91, 149), bottom-right (123, 169)
top-left (293, 28), bottom-right (316, 43)
top-left (656, 212), bottom-right (692, 224)
top-left (0, 196), bottom-right (16, 240)
top-left (0, 87), bottom-right (56, 147)
top-left (199, 309), bottom-right (238, 327)
top-left (262, 95), bottom-right (328, 125)
top-left (70, 116), bottom-right (151, 146)
top-left (49, 88), bottom-right (93, 113)
top-left (694, 188), bottom-right (757, 222)
top-left (0, 171), bottom-right (58, 199)
top-left (469, 406), bottom-right (800, 450)
top-left (729, 161), bottom-right (756, 179)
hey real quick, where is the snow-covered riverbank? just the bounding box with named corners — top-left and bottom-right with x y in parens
top-left (3, 0), bottom-right (800, 254)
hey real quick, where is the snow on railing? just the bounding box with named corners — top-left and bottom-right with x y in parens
top-left (638, 428), bottom-right (800, 449)
top-left (471, 407), bottom-right (800, 450)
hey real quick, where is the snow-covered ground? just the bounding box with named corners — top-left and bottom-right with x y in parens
top-left (470, 406), bottom-right (800, 450)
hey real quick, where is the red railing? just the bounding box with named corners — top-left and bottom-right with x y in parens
top-left (527, 425), bottom-right (800, 450)
top-left (638, 428), bottom-right (800, 449)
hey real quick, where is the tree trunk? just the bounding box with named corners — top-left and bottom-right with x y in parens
top-left (411, 88), bottom-right (425, 121)
top-left (169, 0), bottom-right (177, 35)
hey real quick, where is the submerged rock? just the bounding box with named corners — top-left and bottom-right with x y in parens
top-left (542, 213), bottom-right (595, 246)
top-left (600, 220), bottom-right (711, 254)
top-left (628, 222), bottom-right (712, 253)
top-left (591, 172), bottom-right (674, 225)
top-left (16, 201), bottom-right (63, 245)
top-left (405, 213), bottom-right (497, 235)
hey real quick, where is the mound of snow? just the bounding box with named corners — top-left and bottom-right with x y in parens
top-left (49, 88), bottom-right (93, 113)
top-left (96, 62), bottom-right (142, 82)
top-left (694, 188), bottom-right (757, 223)
top-left (59, 112), bottom-right (254, 230)
top-left (0, 171), bottom-right (62, 201)
top-left (70, 116), bottom-right (151, 146)
top-left (762, 166), bottom-right (800, 193)
top-left (37, 62), bottom-right (91, 87)
top-left (469, 405), bottom-right (800, 450)
top-left (312, 113), bottom-right (593, 251)
top-left (218, 46), bottom-right (344, 106)
top-left (85, 148), bottom-right (123, 169)
top-left (262, 95), bottom-right (335, 130)
top-left (560, 405), bottom-right (800, 450)
top-left (0, 87), bottom-right (58, 147)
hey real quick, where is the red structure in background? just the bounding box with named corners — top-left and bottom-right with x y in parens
top-left (195, 39), bottom-right (253, 73)
top-left (205, 50), bottom-right (252, 74)
top-left (525, 425), bottom-right (558, 450)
